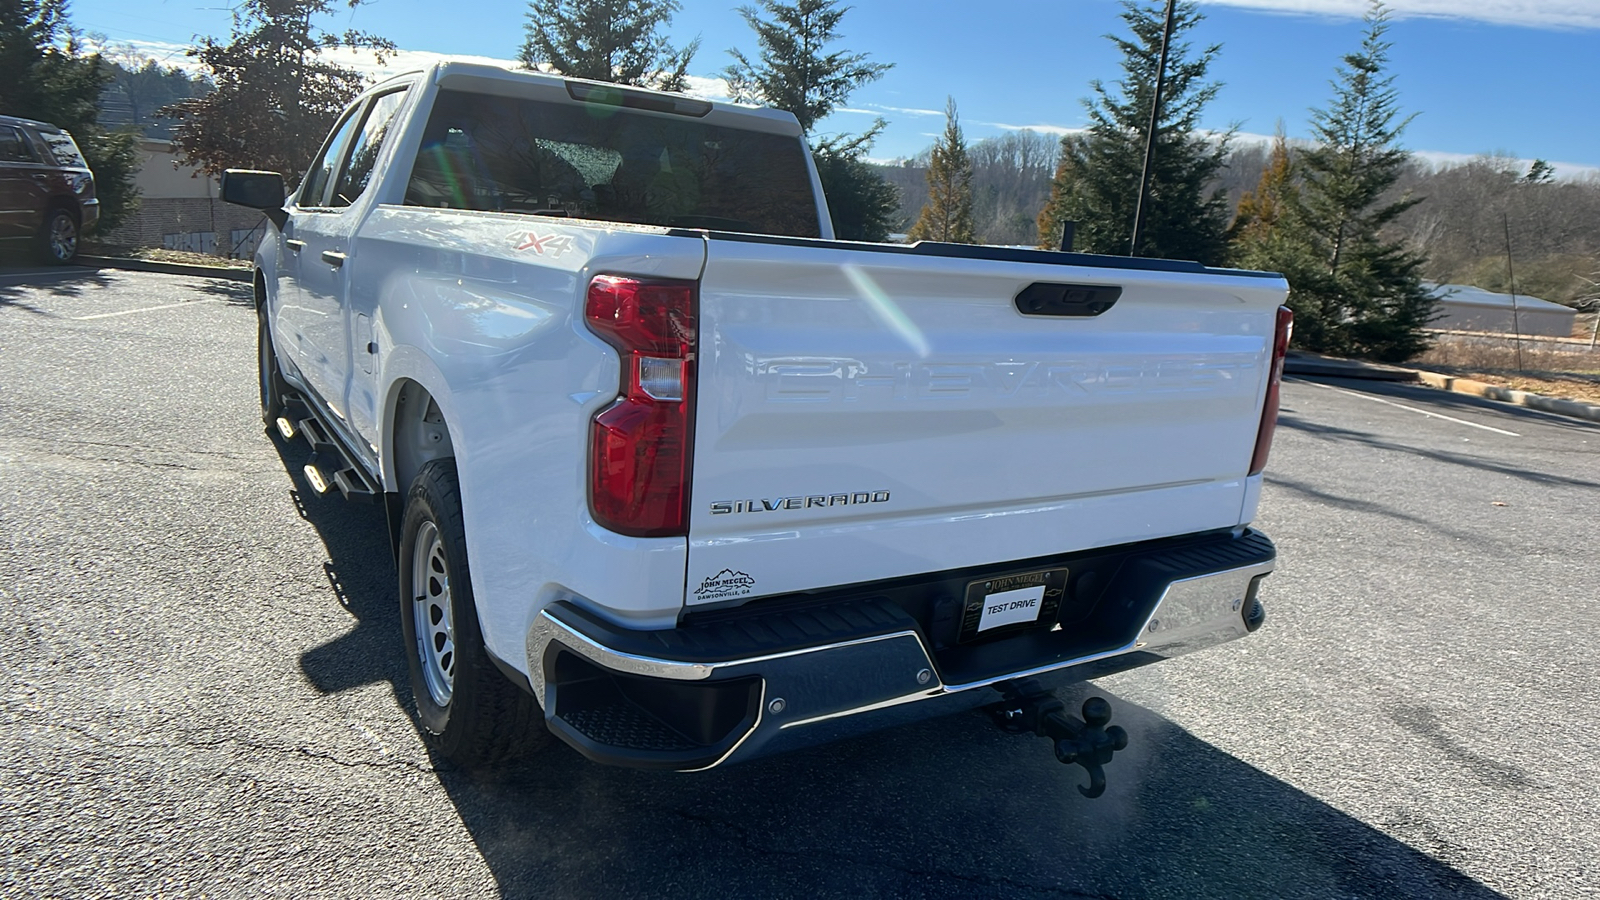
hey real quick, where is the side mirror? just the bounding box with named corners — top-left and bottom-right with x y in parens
top-left (221, 169), bottom-right (287, 229)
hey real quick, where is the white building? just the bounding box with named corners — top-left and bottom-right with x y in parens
top-left (1428, 283), bottom-right (1577, 338)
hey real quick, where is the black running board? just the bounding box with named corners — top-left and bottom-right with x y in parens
top-left (277, 395), bottom-right (380, 504)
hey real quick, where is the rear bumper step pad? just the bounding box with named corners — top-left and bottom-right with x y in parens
top-left (526, 529), bottom-right (1276, 770)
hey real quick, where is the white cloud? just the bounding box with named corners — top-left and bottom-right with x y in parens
top-left (116, 40), bottom-right (744, 99)
top-left (117, 39), bottom-right (524, 79)
top-left (1213, 129), bottom-right (1281, 146)
top-left (978, 122), bottom-right (1084, 137)
top-left (1198, 0), bottom-right (1600, 29)
top-left (866, 104), bottom-right (945, 118)
top-left (114, 39), bottom-right (201, 71)
top-left (1406, 150), bottom-right (1600, 179)
top-left (680, 74), bottom-right (735, 101)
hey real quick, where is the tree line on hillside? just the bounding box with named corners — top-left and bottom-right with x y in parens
top-left (12, 0), bottom-right (1590, 361)
top-left (882, 138), bottom-right (1600, 308)
top-left (97, 51), bottom-right (212, 139)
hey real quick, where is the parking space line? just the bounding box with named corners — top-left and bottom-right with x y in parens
top-left (1290, 378), bottom-right (1521, 437)
top-left (74, 299), bottom-right (226, 320)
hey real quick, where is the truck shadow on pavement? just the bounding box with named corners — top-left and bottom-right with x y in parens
top-left (0, 265), bottom-right (113, 314)
top-left (1278, 413), bottom-right (1600, 491)
top-left (276, 436), bottom-right (1504, 900)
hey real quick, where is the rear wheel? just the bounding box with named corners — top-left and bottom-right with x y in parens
top-left (38, 206), bottom-right (79, 265)
top-left (398, 459), bottom-right (549, 766)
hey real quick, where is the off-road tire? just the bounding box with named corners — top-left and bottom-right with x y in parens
top-left (398, 459), bottom-right (549, 766)
top-left (258, 306), bottom-right (290, 428)
top-left (38, 206), bottom-right (79, 265)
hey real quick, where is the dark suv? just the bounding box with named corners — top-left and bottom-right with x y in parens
top-left (0, 115), bottom-right (99, 264)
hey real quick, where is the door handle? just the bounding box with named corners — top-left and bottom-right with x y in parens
top-left (285, 239), bottom-right (305, 251)
top-left (321, 250), bottom-right (346, 267)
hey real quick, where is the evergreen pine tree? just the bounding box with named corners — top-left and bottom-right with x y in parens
top-left (908, 98), bottom-right (975, 244)
top-left (1254, 1), bottom-right (1436, 361)
top-left (520, 0), bottom-right (698, 92)
top-left (812, 131), bottom-right (898, 241)
top-left (1230, 127), bottom-right (1294, 247)
top-left (1522, 159), bottom-right (1555, 185)
top-left (725, 0), bottom-right (895, 241)
top-left (724, 0), bottom-right (890, 134)
top-left (1036, 0), bottom-right (1231, 263)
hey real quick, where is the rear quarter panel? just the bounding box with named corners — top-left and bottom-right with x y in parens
top-left (358, 209), bottom-right (706, 669)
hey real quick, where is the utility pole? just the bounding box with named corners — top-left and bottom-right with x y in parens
top-left (1130, 0), bottom-right (1178, 257)
top-left (1503, 213), bottom-right (1524, 372)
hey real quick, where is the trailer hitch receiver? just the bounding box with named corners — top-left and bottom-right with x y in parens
top-left (989, 681), bottom-right (1129, 798)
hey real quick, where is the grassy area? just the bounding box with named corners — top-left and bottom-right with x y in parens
top-left (1413, 329), bottom-right (1600, 406)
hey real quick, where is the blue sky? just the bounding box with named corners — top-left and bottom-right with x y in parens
top-left (70, 0), bottom-right (1600, 176)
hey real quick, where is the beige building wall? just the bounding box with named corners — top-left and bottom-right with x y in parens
top-left (99, 139), bottom-right (266, 257)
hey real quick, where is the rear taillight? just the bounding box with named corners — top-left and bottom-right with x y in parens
top-left (585, 275), bottom-right (697, 536)
top-left (1248, 306), bottom-right (1293, 476)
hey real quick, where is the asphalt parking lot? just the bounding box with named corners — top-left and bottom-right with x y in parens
top-left (3, 266), bottom-right (1597, 899)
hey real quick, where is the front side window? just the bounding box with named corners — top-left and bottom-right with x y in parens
top-left (299, 107), bottom-right (363, 208)
top-left (404, 89), bottom-right (820, 238)
top-left (332, 89), bottom-right (408, 208)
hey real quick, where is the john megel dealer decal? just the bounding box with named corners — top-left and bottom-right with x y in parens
top-left (694, 569), bottom-right (756, 601)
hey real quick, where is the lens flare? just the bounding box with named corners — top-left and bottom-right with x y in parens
top-left (842, 264), bottom-right (930, 358)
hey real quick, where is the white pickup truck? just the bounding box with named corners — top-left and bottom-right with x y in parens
top-left (224, 62), bottom-right (1290, 786)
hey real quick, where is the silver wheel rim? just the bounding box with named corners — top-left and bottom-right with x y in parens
top-left (411, 521), bottom-right (456, 707)
top-left (49, 213), bottom-right (76, 261)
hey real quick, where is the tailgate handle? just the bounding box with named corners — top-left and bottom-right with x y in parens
top-left (1014, 283), bottom-right (1121, 317)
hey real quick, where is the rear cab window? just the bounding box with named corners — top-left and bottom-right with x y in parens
top-left (33, 129), bottom-right (86, 168)
top-left (404, 88), bottom-right (820, 238)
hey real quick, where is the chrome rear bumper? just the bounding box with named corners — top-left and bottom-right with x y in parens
top-left (526, 531), bottom-right (1274, 770)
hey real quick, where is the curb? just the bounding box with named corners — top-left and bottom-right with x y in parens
top-left (74, 255), bottom-right (252, 283)
top-left (1283, 355), bottom-right (1418, 382)
top-left (1413, 371), bottom-right (1600, 424)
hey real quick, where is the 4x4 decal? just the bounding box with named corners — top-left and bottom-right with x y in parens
top-left (512, 231), bottom-right (574, 257)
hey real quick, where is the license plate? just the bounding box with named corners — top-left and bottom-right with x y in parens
top-left (958, 568), bottom-right (1068, 643)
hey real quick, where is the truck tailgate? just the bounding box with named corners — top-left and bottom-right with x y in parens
top-left (685, 237), bottom-right (1289, 606)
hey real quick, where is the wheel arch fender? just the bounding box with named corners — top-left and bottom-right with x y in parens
top-left (46, 197), bottom-right (81, 221)
top-left (379, 348), bottom-right (463, 494)
top-left (251, 239), bottom-right (281, 312)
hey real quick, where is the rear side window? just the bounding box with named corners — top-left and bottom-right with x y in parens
top-left (34, 129), bottom-right (84, 167)
top-left (405, 89), bottom-right (820, 238)
top-left (332, 89), bottom-right (408, 208)
top-left (0, 126), bottom-right (36, 163)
